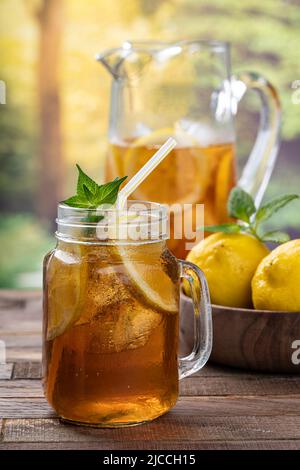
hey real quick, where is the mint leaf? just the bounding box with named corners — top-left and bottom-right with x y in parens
top-left (76, 164), bottom-right (98, 197)
top-left (256, 194), bottom-right (299, 224)
top-left (203, 223), bottom-right (242, 234)
top-left (62, 165), bottom-right (127, 210)
top-left (261, 230), bottom-right (291, 244)
top-left (62, 195), bottom-right (91, 208)
top-left (83, 184), bottom-right (96, 205)
top-left (228, 187), bottom-right (256, 223)
top-left (95, 176), bottom-right (127, 206)
top-left (203, 184), bottom-right (298, 246)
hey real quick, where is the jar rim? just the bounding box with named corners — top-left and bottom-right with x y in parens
top-left (56, 200), bottom-right (169, 245)
top-left (58, 200), bottom-right (167, 213)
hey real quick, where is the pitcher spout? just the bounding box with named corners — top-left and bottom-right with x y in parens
top-left (95, 45), bottom-right (132, 80)
top-left (96, 41), bottom-right (165, 81)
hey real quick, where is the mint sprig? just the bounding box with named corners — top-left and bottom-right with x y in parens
top-left (204, 187), bottom-right (299, 244)
top-left (228, 187), bottom-right (256, 223)
top-left (255, 194), bottom-right (299, 225)
top-left (63, 164), bottom-right (127, 209)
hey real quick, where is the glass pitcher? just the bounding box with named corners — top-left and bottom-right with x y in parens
top-left (43, 201), bottom-right (212, 427)
top-left (96, 40), bottom-right (281, 259)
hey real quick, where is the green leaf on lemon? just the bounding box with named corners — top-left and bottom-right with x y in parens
top-left (205, 186), bottom-right (298, 245)
top-left (260, 230), bottom-right (291, 244)
top-left (256, 194), bottom-right (299, 224)
top-left (228, 187), bottom-right (256, 223)
top-left (203, 223), bottom-right (243, 234)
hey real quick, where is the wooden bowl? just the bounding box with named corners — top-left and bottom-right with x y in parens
top-left (180, 294), bottom-right (300, 373)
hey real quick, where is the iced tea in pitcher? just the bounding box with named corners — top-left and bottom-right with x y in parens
top-left (107, 132), bottom-right (236, 258)
top-left (98, 40), bottom-right (281, 258)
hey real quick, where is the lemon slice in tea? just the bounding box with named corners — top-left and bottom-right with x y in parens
top-left (116, 239), bottom-right (179, 314)
top-left (46, 246), bottom-right (87, 340)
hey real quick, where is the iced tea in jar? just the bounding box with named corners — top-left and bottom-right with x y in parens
top-left (43, 201), bottom-right (212, 427)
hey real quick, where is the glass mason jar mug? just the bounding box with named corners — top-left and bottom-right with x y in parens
top-left (43, 201), bottom-right (212, 427)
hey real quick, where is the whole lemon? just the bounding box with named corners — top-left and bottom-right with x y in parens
top-left (186, 232), bottom-right (269, 308)
top-left (252, 239), bottom-right (300, 311)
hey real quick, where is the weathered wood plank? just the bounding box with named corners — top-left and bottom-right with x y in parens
top-left (3, 336), bottom-right (41, 349)
top-left (0, 293), bottom-right (41, 330)
top-left (3, 416), bottom-right (300, 443)
top-left (0, 364), bottom-right (13, 380)
top-left (0, 380), bottom-right (42, 398)
top-left (11, 360), bottom-right (291, 381)
top-left (13, 362), bottom-right (42, 379)
top-left (3, 375), bottom-right (300, 399)
top-left (0, 296), bottom-right (42, 329)
top-left (0, 399), bottom-right (53, 418)
top-left (180, 376), bottom-right (300, 396)
top-left (0, 290), bottom-right (41, 300)
top-left (0, 291), bottom-right (42, 364)
top-left (6, 349), bottom-right (42, 363)
top-left (10, 360), bottom-right (300, 382)
top-left (197, 363), bottom-right (300, 377)
top-left (1, 439), bottom-right (300, 450)
top-left (1, 396), bottom-right (300, 419)
top-left (174, 396), bottom-right (300, 417)
top-left (9, 361), bottom-right (243, 380)
top-left (196, 364), bottom-right (248, 377)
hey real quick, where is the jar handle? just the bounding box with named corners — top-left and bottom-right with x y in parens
top-left (179, 260), bottom-right (212, 379)
top-left (232, 72), bottom-right (281, 207)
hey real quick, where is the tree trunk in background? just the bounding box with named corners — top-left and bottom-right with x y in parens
top-left (36, 0), bottom-right (64, 225)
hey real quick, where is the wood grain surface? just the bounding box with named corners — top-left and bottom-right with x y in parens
top-left (1, 290), bottom-right (300, 450)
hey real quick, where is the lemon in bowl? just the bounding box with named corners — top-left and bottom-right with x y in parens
top-left (252, 239), bottom-right (300, 311)
top-left (185, 232), bottom-right (269, 308)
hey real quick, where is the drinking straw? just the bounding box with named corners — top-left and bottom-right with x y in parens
top-left (116, 137), bottom-right (177, 209)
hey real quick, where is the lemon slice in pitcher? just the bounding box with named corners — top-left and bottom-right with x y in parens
top-left (123, 127), bottom-right (204, 204)
top-left (46, 246), bottom-right (87, 340)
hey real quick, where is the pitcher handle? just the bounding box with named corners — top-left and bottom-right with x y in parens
top-left (179, 260), bottom-right (212, 380)
top-left (232, 72), bottom-right (281, 207)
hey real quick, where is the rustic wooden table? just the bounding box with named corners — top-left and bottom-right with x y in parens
top-left (1, 290), bottom-right (300, 450)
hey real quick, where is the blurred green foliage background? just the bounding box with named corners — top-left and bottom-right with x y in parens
top-left (0, 0), bottom-right (299, 288)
